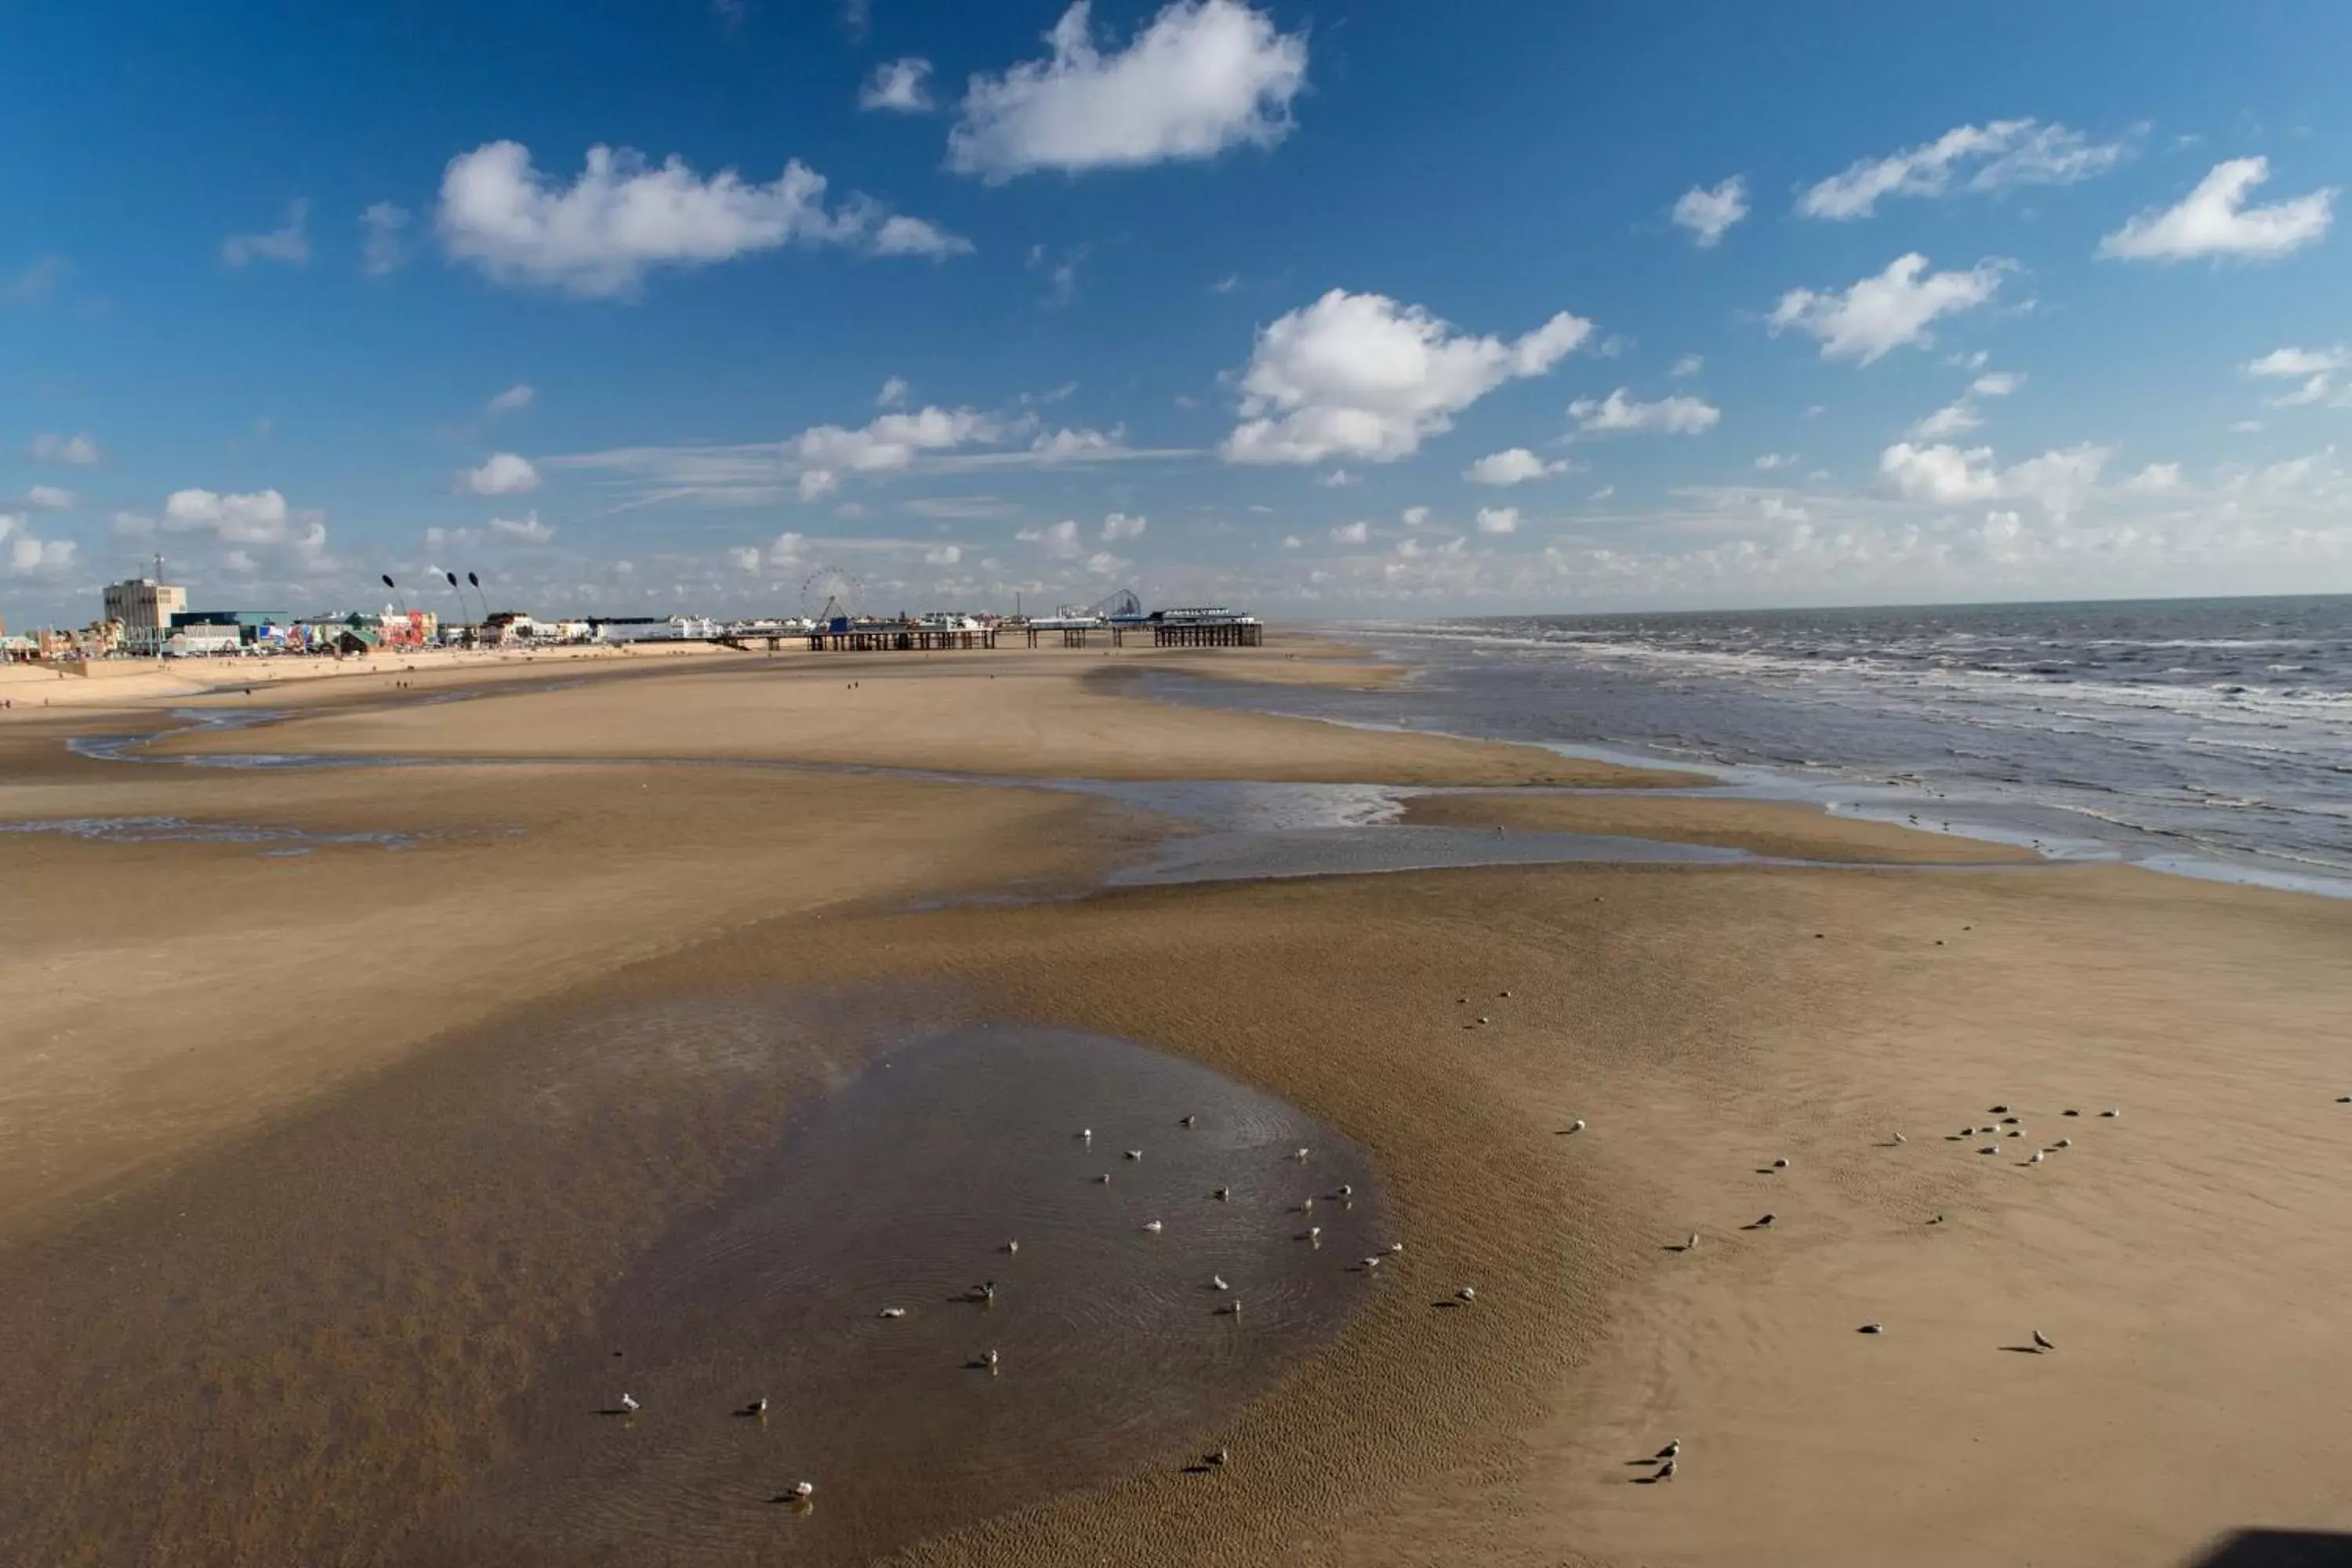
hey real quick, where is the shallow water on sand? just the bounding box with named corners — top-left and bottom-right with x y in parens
top-left (408, 1024), bottom-right (1382, 1565)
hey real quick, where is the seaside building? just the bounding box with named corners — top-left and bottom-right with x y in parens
top-left (102, 577), bottom-right (188, 655)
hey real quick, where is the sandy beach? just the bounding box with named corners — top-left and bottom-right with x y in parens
top-left (3, 642), bottom-right (2347, 1566)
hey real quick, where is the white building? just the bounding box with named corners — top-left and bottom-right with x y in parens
top-left (103, 579), bottom-right (188, 654)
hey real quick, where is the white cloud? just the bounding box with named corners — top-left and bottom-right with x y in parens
top-left (1754, 452), bottom-right (1796, 470)
top-left (436, 141), bottom-right (968, 297)
top-left (0, 514), bottom-right (77, 577)
top-left (1083, 550), bottom-right (1128, 577)
top-left (1567, 388), bottom-right (1721, 435)
top-left (1329, 520), bottom-right (1369, 545)
top-left (160, 487), bottom-right (331, 563)
top-left (1801, 119), bottom-right (2128, 220)
top-left (2244, 346), bottom-right (2349, 379)
top-left (1399, 505), bottom-right (1429, 527)
top-left (487, 383), bottom-right (535, 416)
top-left (877, 376), bottom-right (909, 408)
top-left (1973, 371), bottom-right (2024, 397)
top-left (31, 432), bottom-right (100, 465)
top-left (2230, 419), bottom-right (2266, 434)
top-left (728, 546), bottom-right (762, 572)
top-left (1281, 534), bottom-right (1301, 548)
top-left (2243, 346), bottom-right (2352, 409)
top-left (1474, 506), bottom-right (1519, 535)
top-left (360, 201), bottom-right (412, 276)
top-left (1222, 289), bottom-right (1594, 464)
top-left (1466, 447), bottom-right (1571, 485)
top-left (1878, 440), bottom-right (2111, 520)
top-left (924, 543), bottom-right (963, 565)
top-left (1211, 272), bottom-right (1240, 294)
top-left (1017, 517), bottom-right (1083, 556)
top-left (949, 0), bottom-right (1309, 181)
top-left (1768, 253), bottom-right (2009, 364)
top-left (859, 57), bottom-right (935, 113)
top-left (2098, 158), bottom-right (2334, 262)
top-left (797, 408), bottom-right (1002, 481)
top-left (112, 510), bottom-right (153, 539)
top-left (458, 452), bottom-right (542, 496)
top-left (490, 510), bottom-right (557, 543)
top-left (1910, 401), bottom-right (1981, 439)
top-left (2124, 462), bottom-right (2184, 495)
top-left (1671, 176), bottom-right (1748, 248)
top-left (1315, 467), bottom-right (1359, 487)
top-left (223, 200), bottom-right (310, 267)
top-left (1670, 354), bottom-right (1704, 378)
top-left (1100, 510), bottom-right (1147, 541)
top-left (871, 214), bottom-right (975, 258)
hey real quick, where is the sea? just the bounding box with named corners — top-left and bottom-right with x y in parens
top-left (1171, 595), bottom-right (2352, 898)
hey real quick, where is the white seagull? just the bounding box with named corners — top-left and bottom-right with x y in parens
top-left (2055, 1138), bottom-right (2073, 1149)
top-left (1566, 1119), bottom-right (1587, 1134)
top-left (1386, 1241), bottom-right (1404, 1254)
top-left (1655, 1439), bottom-right (1680, 1460)
top-left (618, 1393), bottom-right (639, 1413)
top-left (1859, 1322), bottom-right (1885, 1334)
top-left (1683, 1232), bottom-right (1700, 1251)
top-left (1144, 1220), bottom-right (1164, 1232)
top-left (1218, 1299), bottom-right (1243, 1316)
top-left (1891, 1132), bottom-right (1906, 1145)
top-left (1212, 1186), bottom-right (1232, 1201)
top-left (2032, 1328), bottom-right (2056, 1352)
top-left (1125, 1149), bottom-right (1144, 1161)
top-left (1294, 1147), bottom-right (1311, 1162)
top-left (984, 1348), bottom-right (1000, 1371)
top-left (1655, 1457), bottom-right (1677, 1481)
top-left (2027, 1150), bottom-right (2045, 1164)
top-left (878, 1307), bottom-right (907, 1319)
top-left (1771, 1156), bottom-right (1790, 1169)
top-left (790, 1480), bottom-right (815, 1499)
top-left (1456, 1286), bottom-right (1477, 1303)
top-left (1211, 1274), bottom-right (1229, 1291)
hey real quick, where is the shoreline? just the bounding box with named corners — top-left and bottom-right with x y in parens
top-left (2, 644), bottom-right (2347, 1565)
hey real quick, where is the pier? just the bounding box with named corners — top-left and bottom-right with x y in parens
top-left (805, 622), bottom-right (1000, 652)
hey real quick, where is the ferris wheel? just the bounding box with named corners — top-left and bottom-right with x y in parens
top-left (799, 564), bottom-right (866, 622)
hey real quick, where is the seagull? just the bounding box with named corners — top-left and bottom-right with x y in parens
top-left (1566, 1120), bottom-right (1587, 1134)
top-left (1294, 1148), bottom-right (1311, 1162)
top-left (2063, 1108), bottom-right (2082, 1117)
top-left (1306, 1225), bottom-right (1322, 1243)
top-left (1005, 1240), bottom-right (1019, 1254)
top-left (1753, 1212), bottom-right (1777, 1228)
top-left (1211, 1274), bottom-right (1229, 1291)
top-left (1299, 1196), bottom-right (1316, 1213)
top-left (1655, 1439), bottom-right (1680, 1460)
top-left (1500, 989), bottom-right (1512, 998)
top-left (1990, 1105), bottom-right (2009, 1114)
top-left (2007, 1129), bottom-right (2024, 1138)
top-left (1928, 1214), bottom-right (1946, 1225)
top-left (1683, 1232), bottom-right (1700, 1251)
top-left (878, 1307), bottom-right (907, 1319)
top-left (2027, 1151), bottom-right (2045, 1164)
top-left (1477, 1016), bottom-right (1490, 1025)
top-left (1218, 1299), bottom-right (1243, 1316)
top-left (1337, 1183), bottom-right (1353, 1197)
top-left (1978, 1145), bottom-right (1999, 1155)
top-left (1386, 1241), bottom-right (1405, 1255)
top-left (618, 1392), bottom-right (639, 1413)
top-left (971, 1280), bottom-right (996, 1302)
top-left (2100, 1109), bottom-right (2120, 1118)
top-left (1125, 1149), bottom-right (1144, 1161)
top-left (1859, 1322), bottom-right (1885, 1334)
top-left (1771, 1156), bottom-right (1790, 1169)
top-left (1212, 1186), bottom-right (1232, 1200)
top-left (1095, 1174), bottom-right (1112, 1184)
top-left (1144, 1220), bottom-right (1164, 1233)
top-left (2000, 1116), bottom-right (2020, 1125)
top-left (1361, 1256), bottom-right (1382, 1269)
top-left (1655, 1458), bottom-right (1677, 1481)
top-left (1457, 1287), bottom-right (1477, 1303)
top-left (790, 1480), bottom-right (815, 1499)
top-left (984, 1348), bottom-right (1000, 1371)
top-left (1079, 1129), bottom-right (1093, 1141)
top-left (742, 1398), bottom-right (768, 1417)
top-left (2054, 1138), bottom-right (2073, 1149)
top-left (1207, 1448), bottom-right (1229, 1467)
top-left (2032, 1328), bottom-right (2055, 1352)
top-left (1181, 1115), bottom-right (1198, 1127)
top-left (1890, 1133), bottom-right (1906, 1145)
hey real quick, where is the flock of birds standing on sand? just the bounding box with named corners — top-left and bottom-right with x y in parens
top-left (601, 1106), bottom-right (1410, 1511)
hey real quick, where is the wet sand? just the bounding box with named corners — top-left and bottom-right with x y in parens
top-left (5, 644), bottom-right (2350, 1566)
top-left (1399, 789), bottom-right (2042, 864)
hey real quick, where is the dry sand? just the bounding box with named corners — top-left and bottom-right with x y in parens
top-left (3, 645), bottom-right (2347, 1566)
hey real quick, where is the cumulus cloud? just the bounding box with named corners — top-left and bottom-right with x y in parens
top-left (360, 201), bottom-right (412, 276)
top-left (0, 514), bottom-right (77, 577)
top-left (1754, 452), bottom-right (1796, 470)
top-left (859, 57), bottom-right (935, 113)
top-left (19, 485), bottom-right (74, 510)
top-left (1911, 369), bottom-right (2024, 439)
top-left (1465, 447), bottom-right (1571, 485)
top-left (1222, 289), bottom-right (1594, 465)
top-left (1671, 176), bottom-right (1748, 248)
top-left (949, 0), bottom-right (1308, 180)
top-left (458, 452), bottom-right (542, 496)
top-left (1801, 119), bottom-right (2128, 220)
top-left (1100, 510), bottom-right (1147, 541)
top-left (2099, 158), bottom-right (2333, 262)
top-left (31, 432), bottom-right (100, 465)
top-left (728, 546), bottom-right (762, 572)
top-left (1400, 505), bottom-right (1430, 527)
top-left (1878, 440), bottom-right (2112, 520)
top-left (1329, 520), bottom-right (1369, 545)
top-left (160, 487), bottom-right (332, 564)
top-left (877, 376), bottom-right (909, 408)
top-left (768, 531), bottom-right (808, 565)
top-left (436, 141), bottom-right (969, 296)
top-left (794, 408), bottom-right (1003, 505)
top-left (1568, 388), bottom-right (1721, 435)
top-left (2124, 463), bottom-right (2184, 495)
top-left (1017, 517), bottom-right (1084, 556)
top-left (487, 383), bottom-right (535, 416)
top-left (1670, 354), bottom-right (1704, 378)
top-left (1768, 253), bottom-right (2010, 364)
top-left (1473, 506), bottom-right (1519, 535)
top-left (222, 200), bottom-right (311, 267)
top-left (924, 543), bottom-right (963, 565)
top-left (490, 510), bottom-right (557, 543)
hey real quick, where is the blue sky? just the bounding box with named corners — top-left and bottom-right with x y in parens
top-left (5, 1), bottom-right (2351, 627)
